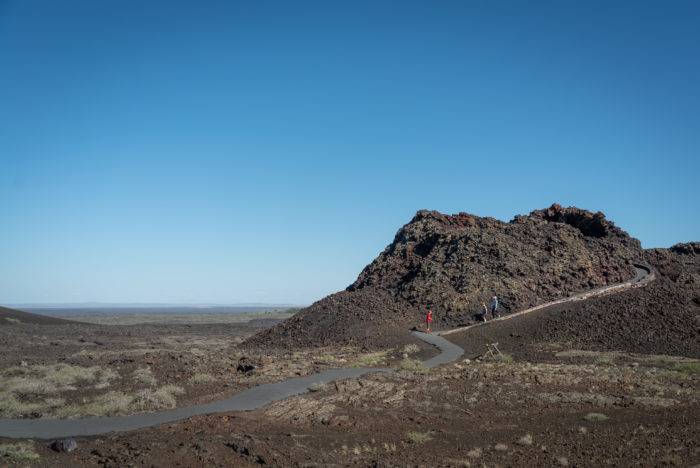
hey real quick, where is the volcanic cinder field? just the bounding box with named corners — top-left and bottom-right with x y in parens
top-left (0, 205), bottom-right (698, 467)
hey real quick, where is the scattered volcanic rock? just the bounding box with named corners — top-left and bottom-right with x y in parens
top-left (50, 438), bottom-right (78, 453)
top-left (246, 204), bottom-right (645, 349)
top-left (532, 242), bottom-right (700, 357)
top-left (446, 242), bottom-right (699, 359)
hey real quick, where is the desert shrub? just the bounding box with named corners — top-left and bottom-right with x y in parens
top-left (0, 393), bottom-right (44, 417)
top-left (131, 385), bottom-right (185, 411)
top-left (402, 344), bottom-right (420, 355)
top-left (495, 353), bottom-right (514, 364)
top-left (316, 354), bottom-right (339, 364)
top-left (351, 350), bottom-right (390, 367)
top-left (0, 395), bottom-right (67, 418)
top-left (405, 431), bottom-right (433, 444)
top-left (672, 362), bottom-right (700, 375)
top-left (0, 442), bottom-right (39, 462)
top-left (0, 364), bottom-right (118, 416)
top-left (584, 412), bottom-right (609, 422)
top-left (132, 367), bottom-right (157, 386)
top-left (398, 358), bottom-right (429, 374)
top-left (55, 391), bottom-right (134, 418)
top-left (595, 356), bottom-right (613, 365)
top-left (189, 373), bottom-right (215, 385)
top-left (0, 364), bottom-right (118, 396)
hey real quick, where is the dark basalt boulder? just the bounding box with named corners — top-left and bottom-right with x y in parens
top-left (50, 438), bottom-right (78, 453)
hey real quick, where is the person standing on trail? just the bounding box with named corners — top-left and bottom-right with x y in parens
top-left (490, 295), bottom-right (499, 318)
top-left (425, 306), bottom-right (433, 333)
top-left (477, 302), bottom-right (488, 322)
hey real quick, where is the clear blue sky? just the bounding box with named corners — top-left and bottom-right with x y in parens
top-left (1, 1), bottom-right (698, 305)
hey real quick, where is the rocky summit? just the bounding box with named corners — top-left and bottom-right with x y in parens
top-left (246, 204), bottom-right (645, 349)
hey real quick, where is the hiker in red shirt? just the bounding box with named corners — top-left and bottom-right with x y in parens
top-left (425, 306), bottom-right (433, 333)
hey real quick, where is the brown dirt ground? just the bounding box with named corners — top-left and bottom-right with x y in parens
top-left (0, 318), bottom-right (435, 421)
top-left (14, 355), bottom-right (698, 467)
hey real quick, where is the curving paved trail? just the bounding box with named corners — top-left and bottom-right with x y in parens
top-left (0, 264), bottom-right (653, 439)
top-left (439, 264), bottom-right (653, 336)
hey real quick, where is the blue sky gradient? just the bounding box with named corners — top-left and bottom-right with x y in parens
top-left (1, 1), bottom-right (698, 304)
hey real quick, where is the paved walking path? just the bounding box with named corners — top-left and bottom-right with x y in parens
top-left (0, 264), bottom-right (653, 439)
top-left (439, 264), bottom-right (653, 336)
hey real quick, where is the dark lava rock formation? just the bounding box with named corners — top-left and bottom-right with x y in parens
top-left (534, 242), bottom-right (700, 357)
top-left (246, 204), bottom-right (646, 349)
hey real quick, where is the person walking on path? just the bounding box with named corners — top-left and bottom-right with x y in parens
top-left (425, 306), bottom-right (433, 333)
top-left (490, 295), bottom-right (499, 319)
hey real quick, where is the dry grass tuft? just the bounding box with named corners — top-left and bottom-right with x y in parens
top-left (351, 350), bottom-right (390, 367)
top-left (671, 362), bottom-right (700, 375)
top-left (0, 364), bottom-right (119, 417)
top-left (1, 364), bottom-right (118, 396)
top-left (0, 441), bottom-right (40, 462)
top-left (584, 412), bottom-right (609, 422)
top-left (405, 431), bottom-right (433, 444)
top-left (495, 353), bottom-right (514, 364)
top-left (398, 358), bottom-right (428, 374)
top-left (56, 391), bottom-right (134, 418)
top-left (188, 373), bottom-right (216, 385)
top-left (132, 367), bottom-right (157, 386)
top-left (131, 385), bottom-right (185, 412)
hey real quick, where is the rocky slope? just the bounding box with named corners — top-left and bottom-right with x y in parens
top-left (0, 306), bottom-right (74, 325)
top-left (246, 204), bottom-right (645, 349)
top-left (534, 242), bottom-right (699, 356)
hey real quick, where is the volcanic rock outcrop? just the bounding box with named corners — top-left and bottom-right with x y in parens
top-left (246, 204), bottom-right (645, 348)
top-left (534, 242), bottom-right (700, 357)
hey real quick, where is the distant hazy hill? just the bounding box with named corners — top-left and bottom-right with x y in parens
top-left (0, 305), bottom-right (75, 325)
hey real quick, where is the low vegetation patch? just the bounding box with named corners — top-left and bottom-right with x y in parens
top-left (132, 367), bottom-right (157, 386)
top-left (0, 393), bottom-right (66, 417)
top-left (131, 385), bottom-right (185, 412)
top-left (495, 353), bottom-right (514, 364)
top-left (351, 350), bottom-right (390, 367)
top-left (316, 354), bottom-right (340, 365)
top-left (402, 344), bottom-right (420, 355)
top-left (0, 441), bottom-right (40, 463)
top-left (56, 391), bottom-right (133, 418)
top-left (1, 363), bottom-right (118, 395)
top-left (189, 373), bottom-right (216, 385)
top-left (3, 317), bottom-right (21, 324)
top-left (671, 362), bottom-right (700, 375)
top-left (0, 364), bottom-right (119, 417)
top-left (584, 412), bottom-right (609, 422)
top-left (398, 358), bottom-right (428, 374)
top-left (2, 381), bottom-right (187, 419)
top-left (405, 431), bottom-right (433, 444)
